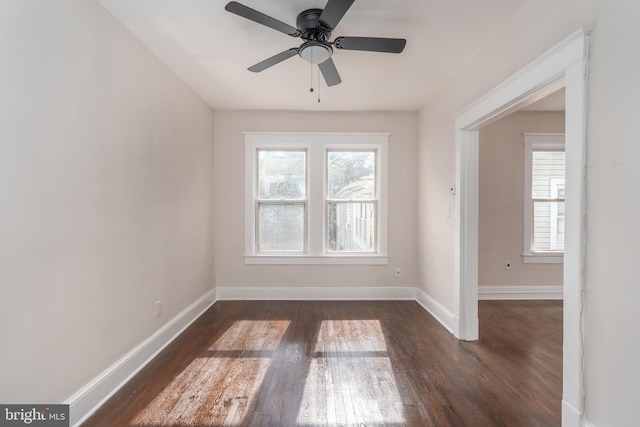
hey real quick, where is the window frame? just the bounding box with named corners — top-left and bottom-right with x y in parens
top-left (244, 132), bottom-right (389, 265)
top-left (522, 133), bottom-right (565, 264)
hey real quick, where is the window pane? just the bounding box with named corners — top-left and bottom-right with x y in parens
top-left (555, 201), bottom-right (565, 250)
top-left (532, 150), bottom-right (565, 198)
top-left (258, 203), bottom-right (305, 252)
top-left (258, 150), bottom-right (305, 200)
top-left (327, 151), bottom-right (375, 200)
top-left (533, 201), bottom-right (565, 251)
top-left (327, 202), bottom-right (376, 252)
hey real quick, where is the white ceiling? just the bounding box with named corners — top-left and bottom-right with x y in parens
top-left (99, 0), bottom-right (527, 111)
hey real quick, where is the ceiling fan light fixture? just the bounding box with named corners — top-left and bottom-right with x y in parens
top-left (299, 41), bottom-right (332, 64)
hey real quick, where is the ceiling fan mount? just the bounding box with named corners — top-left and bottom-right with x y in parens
top-left (224, 0), bottom-right (407, 87)
top-left (296, 9), bottom-right (330, 40)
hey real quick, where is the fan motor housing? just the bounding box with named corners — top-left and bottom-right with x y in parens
top-left (296, 8), bottom-right (330, 40)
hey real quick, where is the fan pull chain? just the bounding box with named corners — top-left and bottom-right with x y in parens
top-left (306, 52), bottom-right (320, 103)
top-left (317, 67), bottom-right (321, 103)
top-left (309, 50), bottom-right (315, 94)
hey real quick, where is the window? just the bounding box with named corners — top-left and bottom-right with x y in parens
top-left (523, 133), bottom-right (565, 263)
top-left (244, 133), bottom-right (388, 264)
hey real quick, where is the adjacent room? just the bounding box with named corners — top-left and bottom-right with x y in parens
top-left (1, 1), bottom-right (639, 426)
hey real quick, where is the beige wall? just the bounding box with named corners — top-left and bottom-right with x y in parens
top-left (478, 111), bottom-right (564, 287)
top-left (0, 0), bottom-right (215, 403)
top-left (213, 110), bottom-right (418, 288)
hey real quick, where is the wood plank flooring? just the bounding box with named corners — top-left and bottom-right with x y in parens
top-left (84, 300), bottom-right (562, 426)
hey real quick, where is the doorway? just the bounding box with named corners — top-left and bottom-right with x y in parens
top-left (453, 29), bottom-right (589, 425)
top-left (478, 95), bottom-right (566, 299)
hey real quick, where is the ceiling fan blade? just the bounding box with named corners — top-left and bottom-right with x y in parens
top-left (318, 0), bottom-right (355, 30)
top-left (248, 48), bottom-right (299, 73)
top-left (225, 2), bottom-right (300, 37)
top-left (334, 36), bottom-right (407, 53)
top-left (318, 57), bottom-right (342, 86)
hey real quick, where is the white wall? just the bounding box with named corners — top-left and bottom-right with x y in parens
top-left (479, 111), bottom-right (564, 287)
top-left (0, 0), bottom-right (215, 403)
top-left (584, 0), bottom-right (640, 424)
top-left (213, 110), bottom-right (418, 289)
top-left (418, 0), bottom-right (640, 425)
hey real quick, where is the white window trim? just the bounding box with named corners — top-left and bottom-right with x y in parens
top-left (522, 133), bottom-right (565, 264)
top-left (244, 132), bottom-right (389, 265)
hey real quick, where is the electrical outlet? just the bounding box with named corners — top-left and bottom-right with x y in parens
top-left (505, 260), bottom-right (512, 270)
top-left (395, 267), bottom-right (402, 277)
top-left (155, 300), bottom-right (162, 318)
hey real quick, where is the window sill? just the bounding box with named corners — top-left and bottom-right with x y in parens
top-left (244, 255), bottom-right (389, 265)
top-left (522, 253), bottom-right (564, 264)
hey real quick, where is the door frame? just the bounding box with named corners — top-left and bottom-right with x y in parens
top-left (453, 28), bottom-right (589, 426)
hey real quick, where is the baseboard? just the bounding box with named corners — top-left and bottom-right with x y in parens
top-left (479, 285), bottom-right (563, 300)
top-left (561, 399), bottom-right (596, 427)
top-left (64, 287), bottom-right (217, 426)
top-left (216, 286), bottom-right (457, 336)
top-left (216, 286), bottom-right (416, 301)
top-left (415, 289), bottom-right (458, 336)
top-left (218, 285), bottom-right (459, 337)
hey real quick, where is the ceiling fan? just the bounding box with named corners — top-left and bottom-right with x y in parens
top-left (224, 0), bottom-right (407, 87)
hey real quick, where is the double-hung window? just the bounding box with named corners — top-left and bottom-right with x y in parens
top-left (245, 133), bottom-right (388, 264)
top-left (523, 133), bottom-right (565, 263)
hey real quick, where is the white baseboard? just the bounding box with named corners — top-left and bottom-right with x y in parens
top-left (217, 285), bottom-right (459, 336)
top-left (415, 289), bottom-right (458, 336)
top-left (216, 286), bottom-right (416, 301)
top-left (561, 399), bottom-right (597, 427)
top-left (479, 285), bottom-right (563, 300)
top-left (64, 287), bottom-right (217, 427)
top-left (562, 399), bottom-right (583, 427)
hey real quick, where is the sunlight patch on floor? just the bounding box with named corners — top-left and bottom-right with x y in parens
top-left (131, 320), bottom-right (289, 426)
top-left (296, 320), bottom-right (406, 425)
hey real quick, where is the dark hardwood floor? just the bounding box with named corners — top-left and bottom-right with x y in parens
top-left (84, 300), bottom-right (562, 426)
